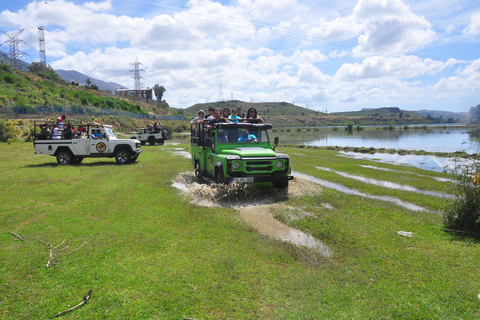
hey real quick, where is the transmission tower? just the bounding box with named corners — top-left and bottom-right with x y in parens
top-left (38, 26), bottom-right (46, 71)
top-left (218, 84), bottom-right (224, 101)
top-left (130, 57), bottom-right (144, 91)
top-left (1, 28), bottom-right (28, 69)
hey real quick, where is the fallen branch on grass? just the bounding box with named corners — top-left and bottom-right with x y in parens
top-left (8, 232), bottom-right (86, 269)
top-left (52, 290), bottom-right (92, 318)
top-left (8, 232), bottom-right (26, 241)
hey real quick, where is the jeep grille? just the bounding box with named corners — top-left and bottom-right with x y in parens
top-left (245, 159), bottom-right (273, 172)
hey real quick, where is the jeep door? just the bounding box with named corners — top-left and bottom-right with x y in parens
top-left (89, 129), bottom-right (110, 155)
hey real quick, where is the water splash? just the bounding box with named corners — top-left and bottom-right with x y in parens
top-left (172, 173), bottom-right (333, 258)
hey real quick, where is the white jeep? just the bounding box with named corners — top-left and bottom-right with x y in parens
top-left (33, 120), bottom-right (142, 165)
top-left (130, 127), bottom-right (168, 146)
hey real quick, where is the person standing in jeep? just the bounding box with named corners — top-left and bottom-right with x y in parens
top-left (205, 108), bottom-right (230, 130)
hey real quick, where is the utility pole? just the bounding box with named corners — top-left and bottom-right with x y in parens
top-left (1, 28), bottom-right (28, 69)
top-left (218, 84), bottom-right (224, 102)
top-left (38, 26), bottom-right (46, 72)
top-left (130, 57), bottom-right (144, 100)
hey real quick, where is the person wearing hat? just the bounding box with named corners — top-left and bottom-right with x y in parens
top-left (190, 110), bottom-right (206, 124)
top-left (56, 115), bottom-right (66, 129)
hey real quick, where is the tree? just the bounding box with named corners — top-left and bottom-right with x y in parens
top-left (153, 84), bottom-right (166, 101)
top-left (86, 78), bottom-right (92, 86)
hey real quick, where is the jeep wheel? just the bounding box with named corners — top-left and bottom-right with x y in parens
top-left (141, 141), bottom-right (146, 146)
top-left (115, 149), bottom-right (132, 164)
top-left (148, 137), bottom-right (156, 146)
top-left (215, 167), bottom-right (225, 184)
top-left (57, 150), bottom-right (73, 165)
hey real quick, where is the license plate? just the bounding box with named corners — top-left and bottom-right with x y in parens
top-left (232, 177), bottom-right (254, 183)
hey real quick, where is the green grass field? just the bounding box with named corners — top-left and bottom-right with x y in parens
top-left (1, 142), bottom-right (479, 319)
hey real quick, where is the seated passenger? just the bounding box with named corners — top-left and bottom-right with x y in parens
top-left (40, 123), bottom-right (51, 139)
top-left (222, 107), bottom-right (230, 119)
top-left (92, 129), bottom-right (103, 139)
top-left (244, 107), bottom-right (265, 123)
top-left (190, 110), bottom-right (205, 124)
top-left (52, 126), bottom-right (62, 139)
top-left (228, 108), bottom-right (240, 123)
top-left (237, 129), bottom-right (257, 143)
top-left (205, 108), bottom-right (230, 130)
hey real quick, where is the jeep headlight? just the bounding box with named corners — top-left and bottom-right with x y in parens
top-left (275, 160), bottom-right (283, 169)
top-left (232, 161), bottom-right (241, 170)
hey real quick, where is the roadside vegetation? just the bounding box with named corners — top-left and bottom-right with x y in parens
top-left (0, 63), bottom-right (172, 116)
top-left (1, 140), bottom-right (479, 319)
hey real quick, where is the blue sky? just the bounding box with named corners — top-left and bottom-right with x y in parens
top-left (1, 0), bottom-right (479, 112)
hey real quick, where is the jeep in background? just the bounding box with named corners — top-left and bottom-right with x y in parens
top-left (130, 128), bottom-right (168, 146)
top-left (33, 120), bottom-right (142, 165)
top-left (191, 122), bottom-right (293, 189)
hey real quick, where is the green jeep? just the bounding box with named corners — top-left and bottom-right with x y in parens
top-left (191, 122), bottom-right (293, 189)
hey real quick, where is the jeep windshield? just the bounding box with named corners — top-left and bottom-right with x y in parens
top-left (104, 127), bottom-right (115, 137)
top-left (216, 128), bottom-right (269, 144)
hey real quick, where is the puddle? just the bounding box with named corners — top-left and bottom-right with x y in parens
top-left (293, 171), bottom-right (431, 212)
top-left (172, 173), bottom-right (332, 258)
top-left (339, 151), bottom-right (458, 173)
top-left (358, 164), bottom-right (455, 183)
top-left (315, 166), bottom-right (454, 199)
top-left (170, 149), bottom-right (191, 159)
top-left (239, 205), bottom-right (332, 258)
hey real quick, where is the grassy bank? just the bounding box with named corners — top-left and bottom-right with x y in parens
top-left (1, 142), bottom-right (478, 319)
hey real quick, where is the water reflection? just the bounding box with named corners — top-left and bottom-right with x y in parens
top-left (273, 127), bottom-right (476, 154)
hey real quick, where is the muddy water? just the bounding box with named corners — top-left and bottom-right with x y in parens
top-left (173, 173), bottom-right (332, 257)
top-left (239, 205), bottom-right (332, 257)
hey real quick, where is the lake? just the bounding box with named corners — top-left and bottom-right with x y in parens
top-left (273, 126), bottom-right (478, 154)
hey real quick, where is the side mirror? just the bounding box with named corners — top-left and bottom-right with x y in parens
top-left (273, 137), bottom-right (279, 151)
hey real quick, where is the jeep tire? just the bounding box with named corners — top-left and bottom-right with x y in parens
top-left (215, 167), bottom-right (225, 184)
top-left (57, 150), bottom-right (73, 165)
top-left (148, 136), bottom-right (156, 146)
top-left (115, 149), bottom-right (132, 164)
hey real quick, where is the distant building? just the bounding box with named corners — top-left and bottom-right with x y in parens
top-left (115, 88), bottom-right (152, 101)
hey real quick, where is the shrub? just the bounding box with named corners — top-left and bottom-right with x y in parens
top-left (345, 121), bottom-right (354, 131)
top-left (444, 154), bottom-right (480, 232)
top-left (3, 74), bottom-right (15, 84)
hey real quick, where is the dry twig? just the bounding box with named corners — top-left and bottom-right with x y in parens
top-left (8, 232), bottom-right (26, 241)
top-left (52, 290), bottom-right (92, 318)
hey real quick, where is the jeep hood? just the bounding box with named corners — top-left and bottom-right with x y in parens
top-left (221, 147), bottom-right (276, 157)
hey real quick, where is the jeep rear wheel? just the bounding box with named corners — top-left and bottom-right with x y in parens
top-left (148, 137), bottom-right (156, 146)
top-left (115, 149), bottom-right (132, 164)
top-left (57, 150), bottom-right (73, 165)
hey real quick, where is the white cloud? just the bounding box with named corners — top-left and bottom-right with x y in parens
top-left (83, 0), bottom-right (112, 12)
top-left (334, 55), bottom-right (448, 81)
top-left (463, 11), bottom-right (480, 36)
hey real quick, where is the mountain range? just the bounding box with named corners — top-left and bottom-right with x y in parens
top-left (54, 69), bottom-right (127, 92)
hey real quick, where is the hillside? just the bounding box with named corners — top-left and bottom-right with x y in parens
top-left (56, 69), bottom-right (127, 92)
top-left (0, 64), bottom-right (173, 117)
top-left (185, 102), bottom-right (462, 127)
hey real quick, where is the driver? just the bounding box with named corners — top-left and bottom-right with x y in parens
top-left (237, 129), bottom-right (257, 143)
